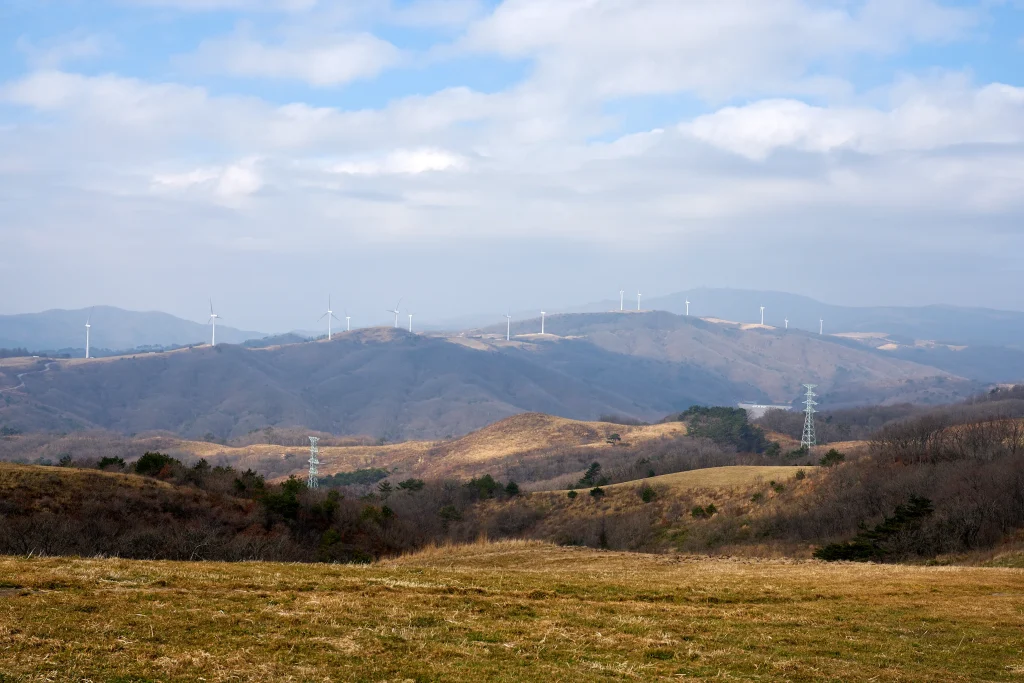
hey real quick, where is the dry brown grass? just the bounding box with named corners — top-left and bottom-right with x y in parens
top-left (0, 541), bottom-right (1021, 681)
top-left (600, 465), bottom-right (811, 492)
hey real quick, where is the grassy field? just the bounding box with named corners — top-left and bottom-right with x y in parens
top-left (1, 541), bottom-right (1022, 682)
top-left (599, 465), bottom-right (809, 492)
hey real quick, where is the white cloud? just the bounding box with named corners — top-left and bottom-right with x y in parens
top-left (328, 148), bottom-right (467, 175)
top-left (187, 32), bottom-right (403, 86)
top-left (459, 0), bottom-right (979, 100)
top-left (152, 158), bottom-right (264, 201)
top-left (685, 77), bottom-right (1024, 160)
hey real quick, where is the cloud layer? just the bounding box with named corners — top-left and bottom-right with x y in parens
top-left (1, 0), bottom-right (1023, 328)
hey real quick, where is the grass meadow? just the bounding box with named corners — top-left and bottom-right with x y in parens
top-left (1, 540), bottom-right (1022, 681)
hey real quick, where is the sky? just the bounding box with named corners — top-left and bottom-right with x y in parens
top-left (1, 0), bottom-right (1023, 332)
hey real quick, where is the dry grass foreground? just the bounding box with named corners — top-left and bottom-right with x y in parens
top-left (1, 542), bottom-right (1023, 682)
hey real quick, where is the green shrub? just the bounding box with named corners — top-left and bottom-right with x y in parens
top-left (397, 478), bottom-right (425, 492)
top-left (98, 456), bottom-right (125, 470)
top-left (814, 496), bottom-right (934, 562)
top-left (589, 487), bottom-right (606, 499)
top-left (795, 469), bottom-right (806, 480)
top-left (820, 449), bottom-right (846, 467)
top-left (567, 490), bottom-right (578, 500)
top-left (640, 484), bottom-right (656, 503)
top-left (319, 468), bottom-right (389, 487)
top-left (505, 481), bottom-right (520, 496)
top-left (134, 451), bottom-right (179, 477)
top-left (751, 492), bottom-right (764, 503)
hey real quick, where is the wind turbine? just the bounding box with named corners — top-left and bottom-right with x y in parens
top-left (207, 299), bottom-right (220, 346)
top-left (345, 310), bottom-right (351, 332)
top-left (541, 311), bottom-right (546, 335)
top-left (820, 318), bottom-right (824, 335)
top-left (386, 298), bottom-right (403, 328)
top-left (504, 311), bottom-right (512, 341)
top-left (318, 295), bottom-right (341, 339)
top-left (408, 312), bottom-right (414, 333)
top-left (685, 299), bottom-right (690, 316)
top-left (760, 306), bottom-right (765, 326)
top-left (84, 308), bottom-right (93, 359)
top-left (785, 318), bottom-right (789, 330)
top-left (619, 289), bottom-right (624, 311)
top-left (637, 291), bottom-right (642, 311)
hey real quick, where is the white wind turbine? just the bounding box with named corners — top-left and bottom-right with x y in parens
top-left (785, 318), bottom-right (789, 330)
top-left (386, 298), bottom-right (403, 328)
top-left (207, 299), bottom-right (221, 346)
top-left (820, 318), bottom-right (824, 335)
top-left (504, 310), bottom-right (512, 341)
top-left (408, 312), bottom-right (414, 333)
top-left (619, 289), bottom-right (624, 311)
top-left (637, 291), bottom-right (642, 311)
top-left (685, 299), bottom-right (690, 316)
top-left (760, 306), bottom-right (765, 326)
top-left (84, 308), bottom-right (93, 359)
top-left (540, 311), bottom-right (546, 335)
top-left (318, 295), bottom-right (341, 340)
top-left (345, 310), bottom-right (351, 332)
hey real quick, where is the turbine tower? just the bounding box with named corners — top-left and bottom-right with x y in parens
top-left (408, 312), bottom-right (414, 333)
top-left (84, 308), bottom-right (93, 359)
top-left (685, 299), bottom-right (690, 316)
top-left (504, 311), bottom-right (512, 341)
top-left (619, 289), bottom-right (624, 311)
top-left (207, 299), bottom-right (220, 346)
top-left (387, 298), bottom-right (403, 328)
top-left (785, 318), bottom-right (789, 330)
top-left (819, 318), bottom-right (824, 335)
top-left (541, 311), bottom-right (546, 335)
top-left (760, 306), bottom-right (765, 326)
top-left (637, 291), bottom-right (642, 311)
top-left (345, 311), bottom-right (351, 332)
top-left (318, 295), bottom-right (341, 339)
top-left (800, 385), bottom-right (818, 448)
top-left (307, 436), bottom-right (320, 489)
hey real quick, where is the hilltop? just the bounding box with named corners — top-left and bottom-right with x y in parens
top-left (0, 313), bottom-right (980, 440)
top-left (0, 305), bottom-right (266, 353)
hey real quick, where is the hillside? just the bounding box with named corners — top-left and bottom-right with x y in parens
top-left (0, 313), bottom-right (982, 440)
top-left (0, 327), bottom-right (757, 440)
top-left (485, 311), bottom-right (974, 407)
top-left (0, 305), bottom-right (265, 352)
top-left (646, 287), bottom-right (1024, 347)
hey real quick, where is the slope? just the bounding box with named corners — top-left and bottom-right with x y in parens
top-left (0, 306), bottom-right (265, 352)
top-left (0, 328), bottom-right (740, 440)
top-left (648, 287), bottom-right (1024, 347)
top-left (488, 311), bottom-right (974, 407)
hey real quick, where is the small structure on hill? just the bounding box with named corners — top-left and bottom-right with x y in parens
top-left (307, 436), bottom-right (320, 489)
top-left (800, 385), bottom-right (818, 448)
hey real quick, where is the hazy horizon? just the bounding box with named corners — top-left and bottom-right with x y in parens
top-left (2, 1), bottom-right (1023, 331)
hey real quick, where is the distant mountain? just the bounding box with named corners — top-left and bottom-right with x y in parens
top-left (0, 307), bottom-right (266, 353)
top-left (0, 327), bottom-right (750, 440)
top-left (486, 311), bottom-right (975, 407)
top-left (0, 313), bottom-right (981, 440)
top-left (646, 288), bottom-right (1024, 347)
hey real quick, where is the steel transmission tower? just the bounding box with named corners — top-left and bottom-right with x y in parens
top-left (307, 436), bottom-right (320, 489)
top-left (800, 384), bottom-right (818, 448)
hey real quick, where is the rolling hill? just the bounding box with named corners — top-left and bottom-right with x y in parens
top-left (0, 306), bottom-right (266, 352)
top-left (0, 312), bottom-right (980, 440)
top-left (646, 288), bottom-right (1024, 347)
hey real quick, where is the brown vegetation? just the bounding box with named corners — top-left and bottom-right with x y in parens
top-left (1, 541), bottom-right (1022, 681)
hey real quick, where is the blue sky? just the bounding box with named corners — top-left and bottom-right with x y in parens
top-left (0, 1), bottom-right (1023, 330)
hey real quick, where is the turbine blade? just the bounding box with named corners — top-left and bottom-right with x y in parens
top-left (331, 313), bottom-right (341, 322)
top-left (318, 313), bottom-right (328, 321)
